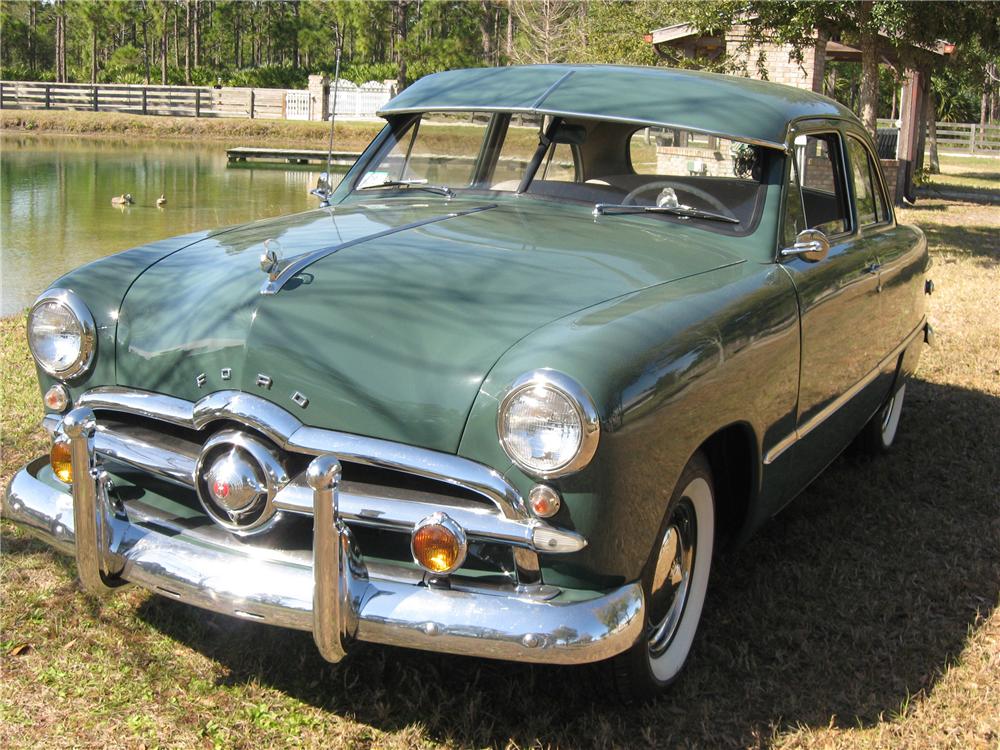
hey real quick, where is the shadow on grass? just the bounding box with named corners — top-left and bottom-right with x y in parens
top-left (119, 376), bottom-right (998, 746)
top-left (916, 185), bottom-right (1000, 205)
top-left (892, 219), bottom-right (1000, 263)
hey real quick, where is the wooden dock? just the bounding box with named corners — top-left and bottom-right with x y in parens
top-left (226, 147), bottom-right (361, 165)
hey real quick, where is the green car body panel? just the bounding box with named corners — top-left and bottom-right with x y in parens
top-left (27, 65), bottom-right (929, 595)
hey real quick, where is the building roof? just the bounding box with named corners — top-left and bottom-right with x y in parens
top-left (379, 64), bottom-right (856, 150)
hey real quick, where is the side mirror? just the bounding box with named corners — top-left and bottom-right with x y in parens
top-left (781, 228), bottom-right (830, 262)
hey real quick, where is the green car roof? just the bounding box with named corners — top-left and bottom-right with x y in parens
top-left (379, 64), bottom-right (857, 150)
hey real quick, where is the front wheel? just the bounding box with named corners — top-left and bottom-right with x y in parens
top-left (606, 452), bottom-right (715, 703)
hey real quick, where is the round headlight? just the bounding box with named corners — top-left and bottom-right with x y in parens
top-left (498, 370), bottom-right (600, 479)
top-left (27, 290), bottom-right (96, 380)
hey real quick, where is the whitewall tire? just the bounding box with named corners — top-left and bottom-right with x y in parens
top-left (607, 452), bottom-right (715, 702)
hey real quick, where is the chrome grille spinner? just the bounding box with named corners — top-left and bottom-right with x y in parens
top-left (194, 430), bottom-right (290, 534)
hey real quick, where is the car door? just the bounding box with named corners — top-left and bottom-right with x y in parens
top-left (843, 132), bottom-right (925, 359)
top-left (778, 127), bottom-right (885, 463)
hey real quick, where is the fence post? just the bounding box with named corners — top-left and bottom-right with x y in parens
top-left (141, 87), bottom-right (147, 115)
top-left (92, 86), bottom-right (98, 111)
top-left (195, 89), bottom-right (200, 117)
top-left (249, 89), bottom-right (255, 119)
top-left (969, 124), bottom-right (976, 153)
top-left (44, 84), bottom-right (51, 108)
top-left (0, 82), bottom-right (4, 110)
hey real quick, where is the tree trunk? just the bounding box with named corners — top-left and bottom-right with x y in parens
top-left (235, 19), bottom-right (241, 69)
top-left (193, 0), bottom-right (200, 68)
top-left (293, 0), bottom-right (300, 68)
top-left (393, 0), bottom-right (409, 92)
top-left (927, 89), bottom-right (939, 174)
top-left (142, 17), bottom-right (151, 84)
top-left (858, 2), bottom-right (879, 137)
top-left (161, 5), bottom-right (169, 85)
top-left (185, 0), bottom-right (192, 84)
top-left (54, 10), bottom-right (61, 82)
top-left (28, 1), bottom-right (36, 72)
top-left (91, 27), bottom-right (98, 84)
top-left (479, 0), bottom-right (493, 64)
top-left (506, 0), bottom-right (513, 61)
top-left (173, 8), bottom-right (180, 68)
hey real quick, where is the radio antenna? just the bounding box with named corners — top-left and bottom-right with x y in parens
top-left (312, 30), bottom-right (343, 207)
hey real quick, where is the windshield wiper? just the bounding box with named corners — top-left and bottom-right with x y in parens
top-left (593, 203), bottom-right (740, 224)
top-left (359, 179), bottom-right (454, 198)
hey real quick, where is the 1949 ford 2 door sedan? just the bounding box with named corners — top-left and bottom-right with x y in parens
top-left (4, 65), bottom-right (933, 701)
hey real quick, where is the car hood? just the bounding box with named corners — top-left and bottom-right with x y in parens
top-left (116, 197), bottom-right (743, 452)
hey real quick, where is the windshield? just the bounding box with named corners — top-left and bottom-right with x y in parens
top-left (352, 111), bottom-right (770, 230)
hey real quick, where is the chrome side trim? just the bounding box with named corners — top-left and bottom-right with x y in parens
top-left (764, 317), bottom-right (927, 465)
top-left (3, 463), bottom-right (642, 665)
top-left (273, 480), bottom-right (585, 552)
top-left (259, 205), bottom-right (496, 295)
top-left (77, 387), bottom-right (526, 519)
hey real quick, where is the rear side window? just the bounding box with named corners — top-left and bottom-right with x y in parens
top-left (846, 136), bottom-right (889, 226)
top-left (793, 133), bottom-right (850, 236)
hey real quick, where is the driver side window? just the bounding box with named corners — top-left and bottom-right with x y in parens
top-left (792, 133), bottom-right (850, 236)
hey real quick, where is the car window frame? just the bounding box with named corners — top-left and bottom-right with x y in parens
top-left (777, 125), bottom-right (854, 260)
top-left (844, 131), bottom-right (895, 229)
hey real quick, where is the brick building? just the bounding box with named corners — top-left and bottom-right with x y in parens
top-left (646, 22), bottom-right (954, 204)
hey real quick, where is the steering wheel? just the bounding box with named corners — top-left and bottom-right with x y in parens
top-left (622, 180), bottom-right (735, 219)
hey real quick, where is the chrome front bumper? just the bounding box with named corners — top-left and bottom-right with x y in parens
top-left (3, 408), bottom-right (643, 666)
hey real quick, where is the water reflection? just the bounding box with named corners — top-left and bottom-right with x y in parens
top-left (0, 135), bottom-right (333, 315)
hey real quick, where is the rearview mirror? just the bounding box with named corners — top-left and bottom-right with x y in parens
top-left (551, 124), bottom-right (587, 146)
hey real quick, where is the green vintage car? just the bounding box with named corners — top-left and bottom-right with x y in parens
top-left (5, 65), bottom-right (932, 701)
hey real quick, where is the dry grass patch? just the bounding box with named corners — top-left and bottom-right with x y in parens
top-left (1, 190), bottom-right (999, 748)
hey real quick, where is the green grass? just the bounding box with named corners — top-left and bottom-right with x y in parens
top-left (920, 154), bottom-right (1000, 202)
top-left (2, 160), bottom-right (999, 750)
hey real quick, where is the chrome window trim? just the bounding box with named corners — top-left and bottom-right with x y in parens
top-left (27, 288), bottom-right (97, 380)
top-left (497, 369), bottom-right (601, 480)
top-left (377, 105), bottom-right (788, 152)
top-left (76, 386), bottom-right (528, 520)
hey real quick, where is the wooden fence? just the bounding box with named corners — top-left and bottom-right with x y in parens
top-left (0, 80), bottom-right (392, 120)
top-left (877, 118), bottom-right (1000, 155)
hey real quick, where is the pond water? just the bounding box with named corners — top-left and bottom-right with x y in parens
top-left (1, 135), bottom-right (336, 316)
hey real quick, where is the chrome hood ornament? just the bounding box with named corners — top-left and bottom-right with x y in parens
top-left (259, 239), bottom-right (288, 282)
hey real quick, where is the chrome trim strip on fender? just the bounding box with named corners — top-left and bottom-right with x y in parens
top-left (3, 462), bottom-right (641, 665)
top-left (764, 316), bottom-right (927, 465)
top-left (259, 205), bottom-right (497, 295)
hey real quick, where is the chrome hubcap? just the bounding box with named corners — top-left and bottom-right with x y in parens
top-left (647, 499), bottom-right (696, 657)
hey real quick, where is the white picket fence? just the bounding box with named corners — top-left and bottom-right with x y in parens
top-left (330, 80), bottom-right (393, 119)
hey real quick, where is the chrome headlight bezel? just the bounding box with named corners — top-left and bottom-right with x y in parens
top-left (497, 369), bottom-right (600, 480)
top-left (27, 289), bottom-right (97, 380)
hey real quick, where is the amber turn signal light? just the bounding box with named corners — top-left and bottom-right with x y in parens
top-left (50, 439), bottom-right (72, 483)
top-left (411, 513), bottom-right (467, 575)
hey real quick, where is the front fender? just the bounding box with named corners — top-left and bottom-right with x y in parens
top-left (32, 230), bottom-right (215, 399)
top-left (458, 261), bottom-right (800, 588)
